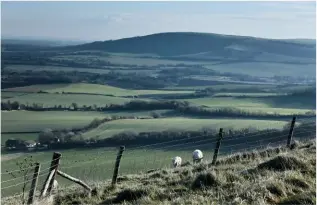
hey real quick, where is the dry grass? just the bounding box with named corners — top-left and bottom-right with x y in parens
top-left (3, 140), bottom-right (315, 205)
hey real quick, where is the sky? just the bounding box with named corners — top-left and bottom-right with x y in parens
top-left (1, 1), bottom-right (316, 42)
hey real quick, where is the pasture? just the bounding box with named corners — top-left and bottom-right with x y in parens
top-left (1, 111), bottom-right (110, 133)
top-left (3, 92), bottom-right (133, 107)
top-left (1, 110), bottom-right (170, 133)
top-left (183, 97), bottom-right (315, 114)
top-left (46, 83), bottom-right (194, 96)
top-left (82, 117), bottom-right (288, 139)
top-left (3, 83), bottom-right (194, 97)
top-left (205, 62), bottom-right (316, 77)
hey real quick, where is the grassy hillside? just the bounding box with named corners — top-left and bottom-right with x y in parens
top-left (63, 32), bottom-right (315, 61)
top-left (2, 139), bottom-right (315, 205)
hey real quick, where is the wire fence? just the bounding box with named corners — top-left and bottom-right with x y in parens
top-left (1, 118), bottom-right (316, 202)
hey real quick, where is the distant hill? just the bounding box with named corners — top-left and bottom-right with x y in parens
top-left (1, 38), bottom-right (86, 51)
top-left (62, 32), bottom-right (316, 63)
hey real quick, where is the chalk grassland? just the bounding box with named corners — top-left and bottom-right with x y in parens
top-left (3, 83), bottom-right (194, 96)
top-left (2, 139), bottom-right (315, 203)
top-left (82, 118), bottom-right (288, 139)
top-left (1, 110), bottom-right (170, 134)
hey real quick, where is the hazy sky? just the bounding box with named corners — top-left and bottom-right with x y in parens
top-left (1, 1), bottom-right (316, 41)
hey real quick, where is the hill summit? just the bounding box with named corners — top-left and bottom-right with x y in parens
top-left (64, 32), bottom-right (316, 61)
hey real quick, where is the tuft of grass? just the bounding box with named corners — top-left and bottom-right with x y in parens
top-left (114, 188), bottom-right (149, 203)
top-left (257, 155), bottom-right (309, 171)
top-left (191, 171), bottom-right (221, 190)
top-left (266, 182), bottom-right (286, 197)
top-left (277, 191), bottom-right (316, 205)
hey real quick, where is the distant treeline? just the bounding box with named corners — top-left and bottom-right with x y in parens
top-left (2, 99), bottom-right (315, 121)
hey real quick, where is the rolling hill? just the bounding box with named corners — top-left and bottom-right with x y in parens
top-left (62, 32), bottom-right (316, 63)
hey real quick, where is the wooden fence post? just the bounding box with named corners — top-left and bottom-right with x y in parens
top-left (111, 146), bottom-right (125, 187)
top-left (57, 170), bottom-right (92, 192)
top-left (27, 163), bottom-right (40, 205)
top-left (212, 128), bottom-right (223, 165)
top-left (40, 152), bottom-right (61, 197)
top-left (287, 116), bottom-right (296, 147)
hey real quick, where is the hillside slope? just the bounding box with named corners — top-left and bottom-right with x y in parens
top-left (3, 140), bottom-right (314, 205)
top-left (63, 32), bottom-right (316, 63)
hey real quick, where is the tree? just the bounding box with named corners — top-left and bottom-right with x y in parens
top-left (38, 128), bottom-right (54, 144)
top-left (71, 102), bottom-right (78, 111)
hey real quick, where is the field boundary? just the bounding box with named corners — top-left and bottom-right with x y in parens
top-left (2, 115), bottom-right (315, 203)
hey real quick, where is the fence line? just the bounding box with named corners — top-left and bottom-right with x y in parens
top-left (2, 117), bottom-right (316, 202)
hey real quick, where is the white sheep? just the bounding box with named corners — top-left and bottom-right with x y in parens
top-left (172, 156), bottom-right (182, 168)
top-left (192, 149), bottom-right (203, 163)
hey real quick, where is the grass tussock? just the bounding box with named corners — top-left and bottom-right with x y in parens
top-left (257, 155), bottom-right (309, 171)
top-left (277, 191), bottom-right (316, 205)
top-left (192, 171), bottom-right (221, 189)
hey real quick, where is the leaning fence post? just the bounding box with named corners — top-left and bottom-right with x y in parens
top-left (287, 116), bottom-right (296, 147)
top-left (40, 152), bottom-right (61, 197)
top-left (111, 146), bottom-right (125, 187)
top-left (27, 162), bottom-right (40, 205)
top-left (212, 128), bottom-right (223, 165)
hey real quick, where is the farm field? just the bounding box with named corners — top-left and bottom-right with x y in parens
top-left (2, 92), bottom-right (133, 107)
top-left (82, 117), bottom-right (288, 139)
top-left (183, 96), bottom-right (315, 111)
top-left (205, 62), bottom-right (316, 77)
top-left (3, 83), bottom-right (194, 97)
top-left (1, 110), bottom-right (171, 133)
top-left (1, 111), bottom-right (110, 133)
top-left (1, 92), bottom-right (29, 99)
top-left (47, 83), bottom-right (194, 96)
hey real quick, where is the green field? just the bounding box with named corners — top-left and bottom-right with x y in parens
top-left (182, 97), bottom-right (315, 114)
top-left (47, 83), bottom-right (194, 96)
top-left (1, 92), bottom-right (29, 99)
top-left (1, 111), bottom-right (110, 133)
top-left (1, 110), bottom-right (171, 133)
top-left (205, 62), bottom-right (316, 77)
top-left (82, 117), bottom-right (288, 139)
top-left (3, 83), bottom-right (194, 97)
top-left (3, 92), bottom-right (133, 107)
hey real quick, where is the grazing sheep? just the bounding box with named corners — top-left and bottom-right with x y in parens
top-left (172, 156), bottom-right (182, 168)
top-left (192, 149), bottom-right (203, 163)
